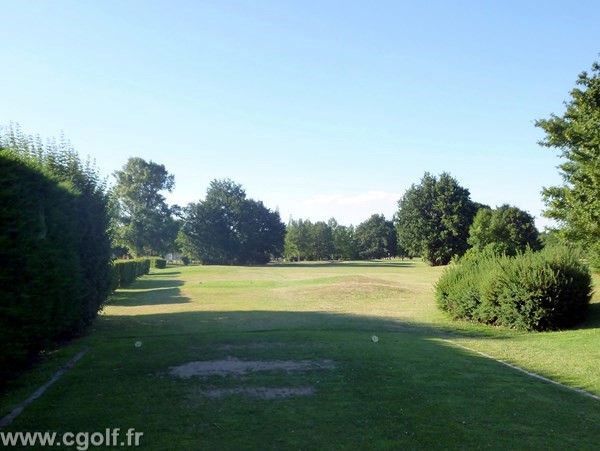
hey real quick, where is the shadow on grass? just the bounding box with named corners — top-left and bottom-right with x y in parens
top-left (109, 278), bottom-right (190, 307)
top-left (126, 278), bottom-right (185, 290)
top-left (573, 302), bottom-right (600, 330)
top-left (98, 309), bottom-right (512, 342)
top-left (148, 271), bottom-right (182, 277)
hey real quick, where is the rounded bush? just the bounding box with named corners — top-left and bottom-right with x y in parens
top-left (436, 246), bottom-right (593, 331)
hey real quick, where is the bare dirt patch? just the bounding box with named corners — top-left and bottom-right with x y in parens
top-left (169, 357), bottom-right (335, 378)
top-left (192, 386), bottom-right (316, 399)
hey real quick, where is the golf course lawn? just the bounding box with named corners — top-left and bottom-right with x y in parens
top-left (1, 261), bottom-right (599, 450)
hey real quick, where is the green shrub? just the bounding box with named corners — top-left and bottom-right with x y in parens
top-left (436, 246), bottom-right (593, 331)
top-left (150, 257), bottom-right (167, 269)
top-left (181, 256), bottom-right (190, 266)
top-left (111, 258), bottom-right (151, 289)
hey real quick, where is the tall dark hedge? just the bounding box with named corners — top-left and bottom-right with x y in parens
top-left (0, 131), bottom-right (112, 383)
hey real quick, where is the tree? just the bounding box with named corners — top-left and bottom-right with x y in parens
top-left (331, 222), bottom-right (358, 260)
top-left (468, 204), bottom-right (541, 255)
top-left (181, 179), bottom-right (285, 265)
top-left (286, 217), bottom-right (356, 261)
top-left (535, 61), bottom-right (600, 260)
top-left (355, 214), bottom-right (397, 259)
top-left (112, 157), bottom-right (177, 257)
top-left (285, 218), bottom-right (323, 261)
top-left (310, 221), bottom-right (334, 260)
top-left (395, 172), bottom-right (477, 265)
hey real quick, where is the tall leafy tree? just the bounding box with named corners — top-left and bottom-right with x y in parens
top-left (468, 204), bottom-right (541, 255)
top-left (330, 219), bottom-right (358, 260)
top-left (112, 157), bottom-right (177, 257)
top-left (355, 214), bottom-right (397, 259)
top-left (311, 221), bottom-right (334, 260)
top-left (285, 218), bottom-right (312, 261)
top-left (395, 172), bottom-right (477, 265)
top-left (535, 61), bottom-right (600, 261)
top-left (181, 179), bottom-right (285, 264)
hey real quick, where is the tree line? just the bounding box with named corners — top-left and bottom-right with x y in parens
top-left (107, 158), bottom-right (541, 266)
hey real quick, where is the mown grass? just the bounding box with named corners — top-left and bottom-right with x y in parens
top-left (1, 261), bottom-right (598, 450)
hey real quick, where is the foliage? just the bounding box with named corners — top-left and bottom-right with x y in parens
top-left (539, 229), bottom-right (562, 248)
top-left (285, 218), bottom-right (362, 261)
top-left (111, 258), bottom-right (151, 289)
top-left (0, 124), bottom-right (112, 382)
top-left (436, 246), bottom-right (592, 331)
top-left (395, 172), bottom-right (477, 266)
top-left (175, 228), bottom-right (198, 261)
top-left (150, 257), bottom-right (167, 269)
top-left (112, 157), bottom-right (178, 257)
top-left (310, 221), bottom-right (334, 260)
top-left (468, 204), bottom-right (541, 256)
top-left (284, 218), bottom-right (313, 261)
top-left (354, 214), bottom-right (397, 259)
top-left (181, 179), bottom-right (285, 265)
top-left (330, 221), bottom-right (358, 260)
top-left (535, 61), bottom-right (600, 261)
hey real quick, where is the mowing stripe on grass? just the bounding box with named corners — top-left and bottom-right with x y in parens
top-left (0, 349), bottom-right (89, 429)
top-left (442, 339), bottom-right (600, 401)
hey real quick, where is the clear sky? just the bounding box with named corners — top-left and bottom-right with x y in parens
top-left (2, 0), bottom-right (599, 229)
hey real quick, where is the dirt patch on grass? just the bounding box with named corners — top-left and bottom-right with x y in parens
top-left (192, 386), bottom-right (316, 399)
top-left (170, 357), bottom-right (335, 378)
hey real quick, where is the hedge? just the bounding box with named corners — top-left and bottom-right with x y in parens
top-left (111, 258), bottom-right (151, 290)
top-left (0, 150), bottom-right (112, 384)
top-left (436, 246), bottom-right (593, 331)
top-left (149, 257), bottom-right (167, 269)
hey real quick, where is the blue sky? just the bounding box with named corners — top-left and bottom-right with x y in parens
top-left (2, 1), bottom-right (599, 228)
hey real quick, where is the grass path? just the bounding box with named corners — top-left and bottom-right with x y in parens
top-left (1, 261), bottom-right (598, 450)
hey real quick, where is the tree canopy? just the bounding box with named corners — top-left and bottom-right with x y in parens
top-left (535, 61), bottom-right (600, 260)
top-left (355, 214), bottom-right (397, 259)
top-left (180, 179), bottom-right (285, 265)
top-left (112, 157), bottom-right (178, 257)
top-left (468, 204), bottom-right (541, 255)
top-left (395, 172), bottom-right (477, 265)
top-left (331, 221), bottom-right (358, 260)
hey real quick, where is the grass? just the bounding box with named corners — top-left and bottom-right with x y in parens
top-left (1, 261), bottom-right (599, 450)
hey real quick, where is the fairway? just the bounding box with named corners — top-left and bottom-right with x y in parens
top-left (2, 262), bottom-right (599, 450)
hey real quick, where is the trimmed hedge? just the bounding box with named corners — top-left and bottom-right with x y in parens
top-left (436, 246), bottom-right (593, 331)
top-left (150, 257), bottom-right (167, 269)
top-left (0, 149), bottom-right (112, 384)
top-left (111, 258), bottom-right (151, 290)
top-left (110, 257), bottom-right (167, 290)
